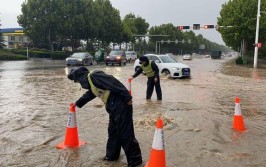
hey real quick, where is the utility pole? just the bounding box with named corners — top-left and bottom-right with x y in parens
top-left (254, 0), bottom-right (261, 68)
top-left (25, 0), bottom-right (29, 59)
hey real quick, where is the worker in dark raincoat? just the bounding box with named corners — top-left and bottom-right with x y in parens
top-left (67, 67), bottom-right (142, 167)
top-left (129, 56), bottom-right (162, 100)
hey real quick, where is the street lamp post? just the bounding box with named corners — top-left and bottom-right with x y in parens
top-left (133, 34), bottom-right (169, 54)
top-left (155, 41), bottom-right (161, 54)
top-left (254, 0), bottom-right (261, 68)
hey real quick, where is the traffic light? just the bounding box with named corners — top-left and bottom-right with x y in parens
top-left (204, 25), bottom-right (215, 29)
top-left (193, 24), bottom-right (200, 30)
top-left (177, 26), bottom-right (183, 30)
top-left (177, 26), bottom-right (190, 30)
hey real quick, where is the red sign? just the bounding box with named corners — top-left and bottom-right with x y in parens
top-left (257, 43), bottom-right (262, 48)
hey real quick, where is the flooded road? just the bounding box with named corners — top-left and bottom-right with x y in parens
top-left (0, 56), bottom-right (266, 167)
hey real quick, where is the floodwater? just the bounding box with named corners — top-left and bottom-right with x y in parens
top-left (0, 56), bottom-right (265, 167)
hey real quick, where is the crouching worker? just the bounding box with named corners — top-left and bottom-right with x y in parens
top-left (67, 67), bottom-right (142, 167)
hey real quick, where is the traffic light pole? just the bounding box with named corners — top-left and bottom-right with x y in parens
top-left (253, 0), bottom-right (261, 68)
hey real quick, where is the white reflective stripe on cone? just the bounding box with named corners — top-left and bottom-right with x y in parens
top-left (234, 103), bottom-right (242, 116)
top-left (152, 128), bottom-right (165, 150)
top-left (67, 113), bottom-right (77, 128)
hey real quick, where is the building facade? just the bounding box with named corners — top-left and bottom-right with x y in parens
top-left (0, 28), bottom-right (29, 49)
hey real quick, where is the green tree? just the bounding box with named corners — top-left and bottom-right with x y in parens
top-left (123, 13), bottom-right (138, 43)
top-left (122, 13), bottom-right (149, 51)
top-left (217, 0), bottom-right (266, 53)
top-left (94, 0), bottom-right (123, 47)
top-left (148, 24), bottom-right (225, 54)
top-left (82, 0), bottom-right (98, 51)
top-left (18, 0), bottom-right (88, 51)
top-left (57, 0), bottom-right (87, 51)
top-left (149, 24), bottom-right (183, 54)
top-left (18, 0), bottom-right (59, 50)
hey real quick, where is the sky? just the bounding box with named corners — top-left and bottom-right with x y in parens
top-left (0, 0), bottom-right (228, 45)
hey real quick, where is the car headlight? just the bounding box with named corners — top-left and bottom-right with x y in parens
top-left (172, 67), bottom-right (180, 70)
top-left (77, 58), bottom-right (83, 61)
top-left (116, 56), bottom-right (121, 60)
top-left (66, 58), bottom-right (69, 61)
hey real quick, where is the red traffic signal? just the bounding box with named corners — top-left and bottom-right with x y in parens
top-left (177, 26), bottom-right (183, 30)
top-left (177, 26), bottom-right (190, 30)
top-left (204, 25), bottom-right (215, 29)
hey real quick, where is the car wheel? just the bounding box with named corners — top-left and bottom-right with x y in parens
top-left (119, 62), bottom-right (121, 66)
top-left (67, 64), bottom-right (70, 66)
top-left (124, 61), bottom-right (126, 65)
top-left (162, 69), bottom-right (170, 76)
top-left (106, 63), bottom-right (108, 66)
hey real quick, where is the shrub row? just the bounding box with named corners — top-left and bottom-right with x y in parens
top-left (0, 54), bottom-right (27, 60)
top-left (10, 49), bottom-right (71, 59)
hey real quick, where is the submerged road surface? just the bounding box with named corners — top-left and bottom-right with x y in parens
top-left (0, 56), bottom-right (266, 167)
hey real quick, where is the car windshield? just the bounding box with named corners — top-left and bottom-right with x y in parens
top-left (126, 51), bottom-right (134, 55)
top-left (72, 53), bottom-right (86, 58)
top-left (159, 55), bottom-right (177, 63)
top-left (110, 51), bottom-right (123, 56)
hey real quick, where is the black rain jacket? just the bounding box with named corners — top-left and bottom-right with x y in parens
top-left (68, 68), bottom-right (132, 110)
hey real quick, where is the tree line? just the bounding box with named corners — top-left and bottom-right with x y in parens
top-left (16, 0), bottom-right (229, 55)
top-left (218, 0), bottom-right (266, 57)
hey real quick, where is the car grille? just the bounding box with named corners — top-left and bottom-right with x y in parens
top-left (69, 60), bottom-right (78, 63)
top-left (182, 68), bottom-right (190, 76)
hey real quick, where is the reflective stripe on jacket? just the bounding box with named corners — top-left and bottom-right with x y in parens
top-left (88, 71), bottom-right (110, 104)
top-left (141, 61), bottom-right (155, 77)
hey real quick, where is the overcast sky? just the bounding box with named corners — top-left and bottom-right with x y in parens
top-left (0, 0), bottom-right (228, 45)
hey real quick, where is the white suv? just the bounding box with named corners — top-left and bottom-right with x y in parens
top-left (125, 51), bottom-right (137, 63)
top-left (133, 54), bottom-right (191, 78)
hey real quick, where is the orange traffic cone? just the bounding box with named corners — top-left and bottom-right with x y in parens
top-left (127, 78), bottom-right (132, 95)
top-left (233, 97), bottom-right (246, 131)
top-left (145, 118), bottom-right (166, 167)
top-left (56, 103), bottom-right (86, 149)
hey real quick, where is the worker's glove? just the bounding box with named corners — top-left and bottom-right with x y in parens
top-left (70, 103), bottom-right (76, 108)
top-left (128, 76), bottom-right (134, 81)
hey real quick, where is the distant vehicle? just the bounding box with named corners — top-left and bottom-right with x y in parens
top-left (133, 54), bottom-right (191, 78)
top-left (66, 52), bottom-right (94, 66)
top-left (125, 51), bottom-right (137, 63)
top-left (105, 50), bottom-right (127, 66)
top-left (192, 53), bottom-right (197, 56)
top-left (210, 51), bottom-right (222, 59)
top-left (182, 54), bottom-right (192, 60)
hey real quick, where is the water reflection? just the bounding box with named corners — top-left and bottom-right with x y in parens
top-left (251, 69), bottom-right (262, 80)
